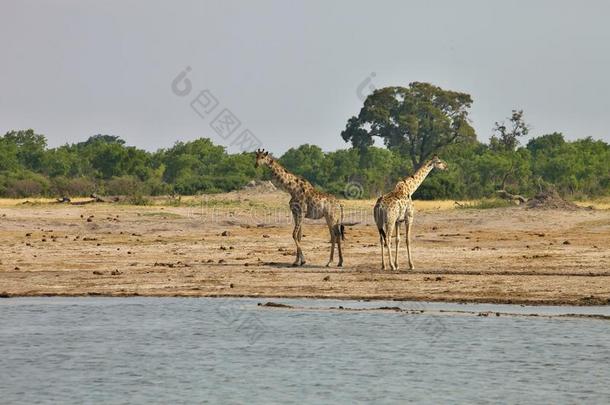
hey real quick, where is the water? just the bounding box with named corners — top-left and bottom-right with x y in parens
top-left (1, 297), bottom-right (609, 404)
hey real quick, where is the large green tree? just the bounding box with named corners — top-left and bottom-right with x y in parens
top-left (341, 82), bottom-right (476, 167)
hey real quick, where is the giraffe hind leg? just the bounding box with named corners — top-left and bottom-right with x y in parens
top-left (326, 218), bottom-right (341, 267)
top-left (326, 231), bottom-right (335, 267)
top-left (379, 229), bottom-right (386, 270)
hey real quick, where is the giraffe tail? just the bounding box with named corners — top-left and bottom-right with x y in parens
top-left (373, 198), bottom-right (388, 244)
top-left (337, 204), bottom-right (359, 240)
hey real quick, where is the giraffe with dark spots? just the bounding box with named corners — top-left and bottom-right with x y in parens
top-left (255, 149), bottom-right (345, 267)
top-left (374, 156), bottom-right (448, 270)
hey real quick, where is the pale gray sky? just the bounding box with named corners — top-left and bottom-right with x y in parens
top-left (2, 0), bottom-right (609, 153)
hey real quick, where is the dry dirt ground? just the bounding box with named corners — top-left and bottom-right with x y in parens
top-left (1, 192), bottom-right (609, 305)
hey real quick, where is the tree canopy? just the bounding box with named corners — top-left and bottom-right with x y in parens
top-left (1, 128), bottom-right (607, 201)
top-left (341, 82), bottom-right (476, 168)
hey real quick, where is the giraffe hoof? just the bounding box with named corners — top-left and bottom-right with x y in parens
top-left (337, 262), bottom-right (343, 268)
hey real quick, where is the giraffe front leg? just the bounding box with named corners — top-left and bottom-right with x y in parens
top-left (385, 223), bottom-right (396, 271)
top-left (297, 224), bottom-right (306, 265)
top-left (291, 210), bottom-right (305, 267)
top-left (405, 216), bottom-right (414, 270)
top-left (394, 222), bottom-right (401, 270)
top-left (292, 223), bottom-right (305, 266)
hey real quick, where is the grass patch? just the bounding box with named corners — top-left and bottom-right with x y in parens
top-left (127, 194), bottom-right (152, 206)
top-left (456, 199), bottom-right (515, 209)
top-left (193, 198), bottom-right (243, 208)
top-left (574, 197), bottom-right (610, 210)
top-left (177, 197), bottom-right (267, 209)
top-left (139, 211), bottom-right (183, 218)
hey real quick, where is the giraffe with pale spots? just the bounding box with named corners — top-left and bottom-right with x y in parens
top-left (255, 149), bottom-right (346, 267)
top-left (374, 156), bottom-right (448, 270)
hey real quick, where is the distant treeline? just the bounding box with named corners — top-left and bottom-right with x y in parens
top-left (0, 129), bottom-right (608, 200)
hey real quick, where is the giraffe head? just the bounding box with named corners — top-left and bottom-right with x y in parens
top-left (430, 155), bottom-right (448, 171)
top-left (254, 149), bottom-right (273, 168)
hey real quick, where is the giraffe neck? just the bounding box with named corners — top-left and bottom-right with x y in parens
top-left (395, 161), bottom-right (435, 198)
top-left (265, 159), bottom-right (310, 196)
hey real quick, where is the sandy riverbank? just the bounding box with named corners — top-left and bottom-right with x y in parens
top-left (1, 192), bottom-right (609, 305)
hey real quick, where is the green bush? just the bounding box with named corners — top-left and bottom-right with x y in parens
top-left (1, 171), bottom-right (50, 197)
top-left (0, 130), bottom-right (608, 200)
top-left (104, 175), bottom-right (142, 196)
top-left (51, 177), bottom-right (97, 197)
